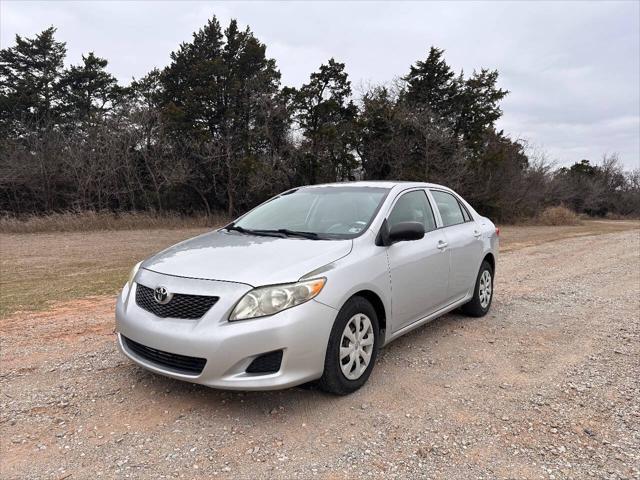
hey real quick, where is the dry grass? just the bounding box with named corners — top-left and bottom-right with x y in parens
top-left (605, 211), bottom-right (640, 220)
top-left (1, 219), bottom-right (638, 318)
top-left (498, 219), bottom-right (640, 253)
top-left (0, 211), bottom-right (228, 234)
top-left (533, 205), bottom-right (582, 226)
top-left (0, 228), bottom-right (212, 317)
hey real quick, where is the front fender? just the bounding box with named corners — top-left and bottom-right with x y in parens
top-left (310, 237), bottom-right (392, 337)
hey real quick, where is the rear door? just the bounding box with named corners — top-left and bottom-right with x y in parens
top-left (385, 189), bottom-right (450, 332)
top-left (429, 189), bottom-right (483, 302)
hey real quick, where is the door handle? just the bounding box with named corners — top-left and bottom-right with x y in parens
top-left (473, 230), bottom-right (482, 238)
top-left (437, 240), bottom-right (448, 250)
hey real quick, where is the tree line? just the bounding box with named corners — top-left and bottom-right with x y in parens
top-left (1, 17), bottom-right (638, 221)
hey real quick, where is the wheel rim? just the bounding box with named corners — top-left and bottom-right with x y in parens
top-left (339, 313), bottom-right (374, 380)
top-left (479, 270), bottom-right (492, 308)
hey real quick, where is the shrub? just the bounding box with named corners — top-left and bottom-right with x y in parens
top-left (534, 206), bottom-right (581, 226)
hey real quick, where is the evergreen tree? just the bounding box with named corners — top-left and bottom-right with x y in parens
top-left (0, 26), bottom-right (66, 136)
top-left (131, 68), bottom-right (163, 111)
top-left (0, 27), bottom-right (68, 211)
top-left (59, 52), bottom-right (122, 128)
top-left (403, 47), bottom-right (508, 154)
top-left (161, 17), bottom-right (225, 140)
top-left (403, 47), bottom-right (457, 120)
top-left (454, 69), bottom-right (508, 153)
top-left (288, 58), bottom-right (358, 183)
top-left (160, 17), bottom-right (283, 215)
top-left (357, 86), bottom-right (400, 179)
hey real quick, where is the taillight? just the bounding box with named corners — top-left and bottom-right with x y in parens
top-left (495, 227), bottom-right (500, 237)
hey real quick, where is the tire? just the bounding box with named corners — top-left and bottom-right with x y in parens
top-left (318, 296), bottom-right (380, 395)
top-left (461, 260), bottom-right (494, 317)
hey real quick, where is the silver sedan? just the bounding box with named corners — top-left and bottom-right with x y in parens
top-left (116, 181), bottom-right (499, 394)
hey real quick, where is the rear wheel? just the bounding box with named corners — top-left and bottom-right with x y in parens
top-left (461, 261), bottom-right (494, 317)
top-left (318, 296), bottom-right (379, 395)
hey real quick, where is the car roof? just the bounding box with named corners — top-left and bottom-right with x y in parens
top-left (300, 180), bottom-right (450, 191)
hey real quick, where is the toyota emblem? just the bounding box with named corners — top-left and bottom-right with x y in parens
top-left (153, 286), bottom-right (172, 304)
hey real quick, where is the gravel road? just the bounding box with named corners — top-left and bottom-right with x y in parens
top-left (1, 229), bottom-right (639, 479)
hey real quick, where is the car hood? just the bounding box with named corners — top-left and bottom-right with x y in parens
top-left (141, 230), bottom-right (352, 286)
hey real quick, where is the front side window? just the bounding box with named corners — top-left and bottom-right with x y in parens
top-left (234, 186), bottom-right (389, 239)
top-left (431, 190), bottom-right (466, 227)
top-left (387, 190), bottom-right (436, 232)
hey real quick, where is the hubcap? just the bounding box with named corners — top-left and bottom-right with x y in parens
top-left (339, 313), bottom-right (374, 380)
top-left (479, 270), bottom-right (492, 308)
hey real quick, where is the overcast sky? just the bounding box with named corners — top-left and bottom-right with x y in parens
top-left (1, 0), bottom-right (639, 169)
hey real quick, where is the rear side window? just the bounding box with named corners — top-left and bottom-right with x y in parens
top-left (431, 190), bottom-right (465, 227)
top-left (388, 190), bottom-right (436, 232)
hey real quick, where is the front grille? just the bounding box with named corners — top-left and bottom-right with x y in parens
top-left (122, 336), bottom-right (206, 375)
top-left (246, 350), bottom-right (283, 374)
top-left (135, 284), bottom-right (218, 319)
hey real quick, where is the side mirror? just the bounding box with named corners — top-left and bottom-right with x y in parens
top-left (389, 221), bottom-right (425, 243)
top-left (377, 220), bottom-right (425, 246)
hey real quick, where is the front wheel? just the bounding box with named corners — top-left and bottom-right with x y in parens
top-left (318, 296), bottom-right (379, 395)
top-left (461, 260), bottom-right (494, 317)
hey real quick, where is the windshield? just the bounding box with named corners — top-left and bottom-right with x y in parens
top-left (232, 186), bottom-right (390, 239)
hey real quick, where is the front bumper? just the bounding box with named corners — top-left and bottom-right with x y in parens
top-left (115, 268), bottom-right (338, 390)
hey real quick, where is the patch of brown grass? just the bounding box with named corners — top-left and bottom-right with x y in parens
top-left (0, 211), bottom-right (228, 234)
top-left (0, 227), bottom-right (216, 317)
top-left (498, 219), bottom-right (639, 253)
top-left (605, 211), bottom-right (640, 220)
top-left (533, 206), bottom-right (581, 226)
top-left (2, 219), bottom-right (638, 317)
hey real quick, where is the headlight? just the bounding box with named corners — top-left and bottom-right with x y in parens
top-left (229, 278), bottom-right (326, 321)
top-left (127, 261), bottom-right (142, 288)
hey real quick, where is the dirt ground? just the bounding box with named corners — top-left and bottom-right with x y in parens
top-left (1, 222), bottom-right (639, 479)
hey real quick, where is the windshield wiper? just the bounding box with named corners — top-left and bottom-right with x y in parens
top-left (275, 229), bottom-right (321, 240)
top-left (225, 225), bottom-right (285, 238)
top-left (226, 224), bottom-right (321, 240)
top-left (225, 224), bottom-right (246, 233)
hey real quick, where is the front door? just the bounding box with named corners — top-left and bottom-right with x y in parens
top-left (386, 190), bottom-right (450, 332)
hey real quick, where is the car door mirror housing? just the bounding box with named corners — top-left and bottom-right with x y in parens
top-left (389, 221), bottom-right (425, 243)
top-left (377, 221), bottom-right (425, 246)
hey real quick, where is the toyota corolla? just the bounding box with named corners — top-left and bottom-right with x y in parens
top-left (116, 181), bottom-right (498, 394)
